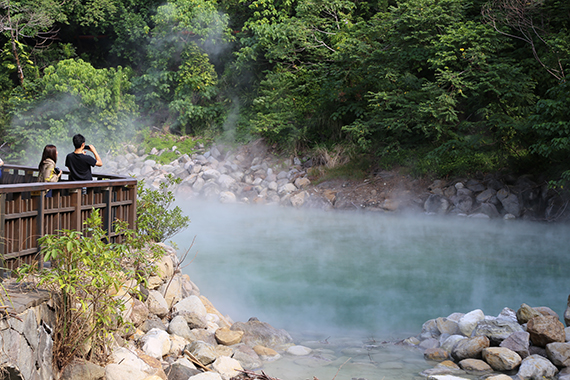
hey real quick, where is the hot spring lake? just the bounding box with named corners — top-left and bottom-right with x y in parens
top-left (173, 200), bottom-right (570, 379)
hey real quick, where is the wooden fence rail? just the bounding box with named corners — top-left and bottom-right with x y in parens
top-left (0, 164), bottom-right (137, 270)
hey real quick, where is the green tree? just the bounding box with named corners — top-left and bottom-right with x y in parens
top-left (8, 58), bottom-right (137, 161)
top-left (134, 0), bottom-right (232, 134)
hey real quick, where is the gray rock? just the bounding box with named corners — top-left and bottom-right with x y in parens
top-left (277, 183), bottom-right (297, 196)
top-left (105, 364), bottom-right (148, 380)
top-left (478, 203), bottom-right (500, 218)
top-left (472, 319), bottom-right (524, 345)
top-left (465, 179), bottom-right (486, 192)
top-left (219, 191), bottom-right (237, 204)
top-left (232, 345), bottom-right (262, 370)
top-left (61, 359), bottom-right (106, 380)
top-left (140, 317), bottom-right (167, 333)
top-left (230, 318), bottom-right (293, 348)
top-left (436, 317), bottom-right (460, 336)
top-left (141, 328), bottom-right (171, 359)
top-left (185, 340), bottom-right (218, 366)
top-left (441, 335), bottom-right (467, 354)
top-left (165, 363), bottom-right (201, 380)
top-left (497, 307), bottom-right (518, 323)
top-left (192, 177), bottom-right (205, 192)
top-left (146, 290), bottom-right (169, 318)
top-left (421, 319), bottom-right (440, 340)
top-left (424, 194), bottom-right (450, 214)
top-left (217, 174), bottom-right (236, 189)
top-left (458, 309), bottom-right (485, 337)
top-left (482, 347), bottom-right (522, 371)
top-left (173, 296), bottom-right (207, 319)
top-left (419, 338), bottom-right (440, 350)
top-left (476, 188), bottom-right (497, 203)
top-left (500, 331), bottom-right (530, 359)
top-left (458, 358), bottom-right (493, 373)
top-left (452, 336), bottom-right (490, 361)
top-left (516, 354), bottom-right (558, 380)
top-left (451, 195), bottom-right (473, 213)
top-left (168, 315), bottom-right (192, 341)
top-left (500, 193), bottom-right (521, 217)
top-left (545, 342), bottom-right (570, 367)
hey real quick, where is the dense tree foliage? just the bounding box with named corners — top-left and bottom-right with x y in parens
top-left (0, 0), bottom-right (568, 181)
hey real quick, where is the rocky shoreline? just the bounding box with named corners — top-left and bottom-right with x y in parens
top-left (407, 301), bottom-right (570, 380)
top-left (59, 243), bottom-right (299, 380)
top-left (104, 140), bottom-right (570, 222)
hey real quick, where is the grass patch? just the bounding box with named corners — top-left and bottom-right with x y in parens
top-left (141, 132), bottom-right (210, 165)
top-left (308, 145), bottom-right (372, 183)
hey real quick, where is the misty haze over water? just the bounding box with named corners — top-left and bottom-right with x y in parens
top-left (173, 200), bottom-right (569, 340)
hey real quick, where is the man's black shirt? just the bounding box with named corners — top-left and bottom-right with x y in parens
top-left (65, 152), bottom-right (97, 181)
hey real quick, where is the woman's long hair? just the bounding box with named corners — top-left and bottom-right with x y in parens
top-left (39, 145), bottom-right (57, 169)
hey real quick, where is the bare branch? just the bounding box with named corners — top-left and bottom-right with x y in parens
top-left (482, 0), bottom-right (565, 81)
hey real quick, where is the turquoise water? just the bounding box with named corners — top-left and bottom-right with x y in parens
top-left (173, 200), bottom-right (570, 379)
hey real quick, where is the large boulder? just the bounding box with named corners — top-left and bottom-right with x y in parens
top-left (527, 315), bottom-right (566, 347)
top-left (424, 194), bottom-right (450, 214)
top-left (500, 331), bottom-right (530, 359)
top-left (230, 318), bottom-right (293, 348)
top-left (146, 290), bottom-right (169, 318)
top-left (458, 358), bottom-right (493, 374)
top-left (452, 336), bottom-right (490, 361)
top-left (517, 303), bottom-right (542, 324)
top-left (211, 356), bottom-right (243, 380)
top-left (436, 317), bottom-right (460, 336)
top-left (185, 341), bottom-right (218, 366)
top-left (546, 342), bottom-right (570, 367)
top-left (173, 296), bottom-right (207, 319)
top-left (141, 328), bottom-right (171, 359)
top-left (516, 354), bottom-right (558, 380)
top-left (458, 309), bottom-right (485, 337)
top-left (472, 319), bottom-right (524, 345)
top-left (482, 347), bottom-right (522, 371)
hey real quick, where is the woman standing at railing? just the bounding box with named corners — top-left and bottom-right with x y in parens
top-left (38, 145), bottom-right (62, 183)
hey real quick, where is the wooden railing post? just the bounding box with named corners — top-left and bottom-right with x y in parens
top-left (36, 191), bottom-right (44, 270)
top-left (0, 193), bottom-right (5, 277)
top-left (70, 189), bottom-right (82, 232)
top-left (102, 187), bottom-right (112, 240)
top-left (128, 184), bottom-right (137, 230)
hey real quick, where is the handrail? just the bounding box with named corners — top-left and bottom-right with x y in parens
top-left (0, 164), bottom-right (137, 270)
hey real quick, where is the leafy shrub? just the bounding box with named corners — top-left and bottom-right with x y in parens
top-left (16, 210), bottom-right (161, 371)
top-left (137, 174), bottom-right (190, 242)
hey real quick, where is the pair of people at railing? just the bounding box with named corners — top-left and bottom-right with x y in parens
top-left (38, 134), bottom-right (103, 183)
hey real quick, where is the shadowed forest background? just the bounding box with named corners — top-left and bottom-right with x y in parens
top-left (0, 0), bottom-right (569, 185)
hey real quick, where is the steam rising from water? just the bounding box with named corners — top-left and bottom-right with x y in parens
top-left (173, 199), bottom-right (570, 339)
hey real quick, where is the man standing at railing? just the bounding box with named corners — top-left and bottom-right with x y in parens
top-left (65, 134), bottom-right (103, 181)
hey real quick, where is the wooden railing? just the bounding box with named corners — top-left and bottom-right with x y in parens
top-left (0, 164), bottom-right (137, 270)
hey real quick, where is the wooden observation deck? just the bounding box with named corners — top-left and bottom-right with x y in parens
top-left (0, 164), bottom-right (137, 270)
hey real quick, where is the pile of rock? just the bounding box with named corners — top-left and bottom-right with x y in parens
top-left (105, 141), bottom-right (314, 208)
top-left (406, 301), bottom-right (570, 380)
top-left (103, 140), bottom-right (570, 220)
top-left (62, 243), bottom-right (298, 380)
top-left (425, 176), bottom-right (568, 221)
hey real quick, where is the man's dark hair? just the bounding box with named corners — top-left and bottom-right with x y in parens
top-left (72, 134), bottom-right (86, 149)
